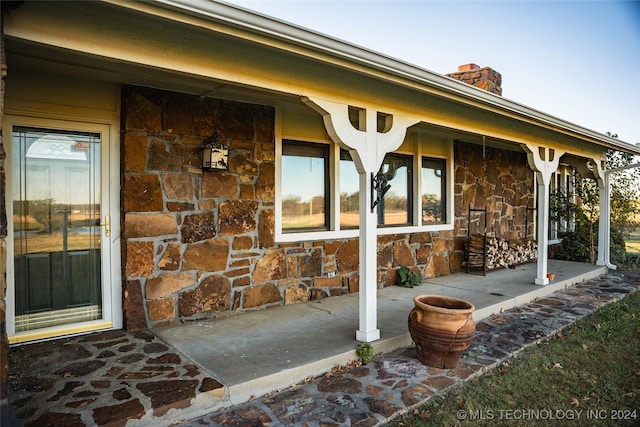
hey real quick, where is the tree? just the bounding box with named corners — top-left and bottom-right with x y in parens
top-left (605, 136), bottom-right (640, 234)
top-left (552, 135), bottom-right (640, 265)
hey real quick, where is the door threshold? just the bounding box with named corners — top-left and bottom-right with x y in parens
top-left (9, 321), bottom-right (113, 345)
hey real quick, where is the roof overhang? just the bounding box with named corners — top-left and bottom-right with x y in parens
top-left (4, 0), bottom-right (639, 157)
top-left (142, 0), bottom-right (640, 156)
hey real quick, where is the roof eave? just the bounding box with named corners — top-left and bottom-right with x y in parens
top-left (113, 0), bottom-right (640, 156)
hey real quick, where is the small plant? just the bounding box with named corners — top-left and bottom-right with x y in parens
top-left (397, 266), bottom-right (421, 288)
top-left (355, 342), bottom-right (374, 364)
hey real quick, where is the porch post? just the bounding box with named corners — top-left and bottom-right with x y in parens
top-left (303, 97), bottom-right (418, 342)
top-left (595, 160), bottom-right (611, 268)
top-left (597, 161), bottom-right (640, 269)
top-left (596, 175), bottom-right (614, 268)
top-left (358, 159), bottom-right (379, 342)
top-left (524, 144), bottom-right (564, 285)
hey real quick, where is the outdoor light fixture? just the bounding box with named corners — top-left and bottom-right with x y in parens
top-left (371, 172), bottom-right (391, 211)
top-left (201, 132), bottom-right (229, 171)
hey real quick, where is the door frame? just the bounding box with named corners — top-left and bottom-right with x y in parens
top-left (4, 115), bottom-right (122, 344)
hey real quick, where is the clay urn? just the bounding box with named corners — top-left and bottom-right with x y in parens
top-left (408, 294), bottom-right (476, 368)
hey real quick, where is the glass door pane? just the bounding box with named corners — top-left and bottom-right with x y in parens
top-left (12, 127), bottom-right (102, 332)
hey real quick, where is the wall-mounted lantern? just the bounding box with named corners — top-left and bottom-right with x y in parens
top-left (371, 172), bottom-right (391, 211)
top-left (201, 132), bottom-right (229, 171)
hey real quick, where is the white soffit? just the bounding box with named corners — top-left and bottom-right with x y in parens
top-left (55, 0), bottom-right (640, 155)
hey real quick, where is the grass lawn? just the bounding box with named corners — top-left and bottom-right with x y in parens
top-left (387, 291), bottom-right (640, 426)
top-left (626, 231), bottom-right (640, 254)
top-left (628, 241), bottom-right (640, 253)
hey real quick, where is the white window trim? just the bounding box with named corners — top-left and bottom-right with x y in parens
top-left (276, 119), bottom-right (335, 240)
top-left (415, 134), bottom-right (454, 228)
top-left (549, 165), bottom-right (576, 241)
top-left (275, 119), bottom-right (454, 244)
top-left (4, 115), bottom-right (122, 343)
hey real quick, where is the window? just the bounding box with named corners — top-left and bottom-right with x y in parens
top-left (339, 149), bottom-right (359, 229)
top-left (421, 157), bottom-right (446, 224)
top-left (377, 153), bottom-right (412, 226)
top-left (339, 150), bottom-right (413, 227)
top-left (549, 168), bottom-right (576, 240)
top-left (278, 133), bottom-right (453, 240)
top-left (281, 140), bottom-right (329, 231)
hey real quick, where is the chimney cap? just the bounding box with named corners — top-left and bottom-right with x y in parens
top-left (458, 63), bottom-right (480, 72)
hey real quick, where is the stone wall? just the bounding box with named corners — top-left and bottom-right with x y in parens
top-left (121, 86), bottom-right (534, 329)
top-left (452, 140), bottom-right (535, 269)
top-left (446, 63), bottom-right (503, 96)
top-left (121, 86), bottom-right (277, 329)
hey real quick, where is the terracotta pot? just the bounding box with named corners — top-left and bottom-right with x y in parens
top-left (408, 295), bottom-right (476, 369)
top-left (547, 273), bottom-right (555, 281)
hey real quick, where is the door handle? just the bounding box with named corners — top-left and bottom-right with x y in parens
top-left (100, 215), bottom-right (110, 237)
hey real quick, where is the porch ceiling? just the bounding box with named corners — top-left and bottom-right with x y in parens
top-left (5, 38), bottom-right (306, 112)
top-left (0, 40), bottom-right (516, 154)
top-left (4, 0), bottom-right (639, 158)
top-left (561, 153), bottom-right (601, 180)
top-left (6, 38), bottom-right (544, 157)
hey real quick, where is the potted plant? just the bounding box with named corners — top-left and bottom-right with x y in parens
top-left (408, 294), bottom-right (476, 368)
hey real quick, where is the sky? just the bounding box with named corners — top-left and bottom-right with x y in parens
top-left (225, 0), bottom-right (640, 146)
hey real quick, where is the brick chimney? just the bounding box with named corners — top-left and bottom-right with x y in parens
top-left (446, 63), bottom-right (502, 96)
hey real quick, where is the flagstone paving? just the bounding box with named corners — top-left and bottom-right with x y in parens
top-left (8, 330), bottom-right (225, 426)
top-left (176, 271), bottom-right (640, 426)
top-left (6, 270), bottom-right (640, 426)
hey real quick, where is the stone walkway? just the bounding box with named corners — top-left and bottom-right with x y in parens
top-left (7, 330), bottom-right (225, 426)
top-left (177, 270), bottom-right (640, 426)
top-left (7, 270), bottom-right (640, 426)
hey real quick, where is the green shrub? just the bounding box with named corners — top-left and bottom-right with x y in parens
top-left (355, 342), bottom-right (374, 363)
top-left (397, 266), bottom-right (421, 288)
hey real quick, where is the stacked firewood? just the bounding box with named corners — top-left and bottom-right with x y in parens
top-left (467, 234), bottom-right (537, 271)
top-left (466, 234), bottom-right (488, 270)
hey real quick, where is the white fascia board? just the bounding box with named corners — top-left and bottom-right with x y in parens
top-left (111, 0), bottom-right (640, 156)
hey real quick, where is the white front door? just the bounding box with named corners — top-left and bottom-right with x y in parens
top-left (6, 117), bottom-right (120, 344)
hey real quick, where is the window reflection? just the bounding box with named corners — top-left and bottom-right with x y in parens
top-left (284, 144), bottom-right (449, 233)
top-left (340, 150), bottom-right (412, 227)
top-left (282, 141), bottom-right (329, 231)
top-left (340, 150), bottom-right (359, 229)
top-left (12, 126), bottom-right (102, 330)
top-left (378, 154), bottom-right (411, 226)
top-left (421, 157), bottom-right (446, 224)
top-left (13, 127), bottom-right (101, 254)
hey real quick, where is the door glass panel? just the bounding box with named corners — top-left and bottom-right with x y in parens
top-left (13, 127), bottom-right (102, 332)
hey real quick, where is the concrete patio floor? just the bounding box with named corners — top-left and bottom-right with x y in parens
top-left (7, 260), bottom-right (610, 426)
top-left (180, 267), bottom-right (639, 427)
top-left (157, 260), bottom-right (606, 407)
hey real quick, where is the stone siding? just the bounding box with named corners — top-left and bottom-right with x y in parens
top-left (121, 86), bottom-right (533, 330)
top-left (452, 140), bottom-right (535, 269)
top-left (121, 86), bottom-right (277, 329)
top-left (446, 63), bottom-right (503, 96)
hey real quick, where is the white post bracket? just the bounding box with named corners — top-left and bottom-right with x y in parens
top-left (303, 96), bottom-right (419, 342)
top-left (524, 144), bottom-right (565, 285)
